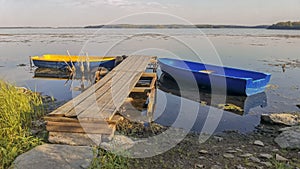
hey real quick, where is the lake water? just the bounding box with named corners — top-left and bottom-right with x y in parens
top-left (0, 28), bottom-right (299, 133)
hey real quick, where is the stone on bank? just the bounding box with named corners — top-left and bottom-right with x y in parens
top-left (11, 144), bottom-right (93, 169)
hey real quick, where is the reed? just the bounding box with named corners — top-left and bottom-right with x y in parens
top-left (0, 80), bottom-right (44, 169)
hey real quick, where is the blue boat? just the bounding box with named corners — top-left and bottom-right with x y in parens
top-left (158, 58), bottom-right (271, 96)
top-left (31, 54), bottom-right (116, 70)
top-left (158, 72), bottom-right (267, 115)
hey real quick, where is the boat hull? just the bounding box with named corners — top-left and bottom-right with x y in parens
top-left (158, 72), bottom-right (268, 114)
top-left (31, 55), bottom-right (116, 70)
top-left (158, 58), bottom-right (271, 96)
top-left (32, 59), bottom-right (115, 70)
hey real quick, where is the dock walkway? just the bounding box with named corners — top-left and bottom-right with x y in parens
top-left (45, 55), bottom-right (156, 145)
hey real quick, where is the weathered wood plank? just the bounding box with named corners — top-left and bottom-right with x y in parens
top-left (64, 73), bottom-right (123, 117)
top-left (131, 87), bottom-right (152, 93)
top-left (50, 57), bottom-right (146, 117)
top-left (45, 55), bottom-right (155, 136)
top-left (100, 72), bottom-right (143, 117)
top-left (113, 55), bottom-right (146, 71)
top-left (48, 71), bottom-right (117, 116)
top-left (77, 56), bottom-right (152, 119)
top-left (77, 72), bottom-right (139, 119)
top-left (46, 121), bottom-right (111, 127)
top-left (78, 66), bottom-right (148, 120)
top-left (103, 56), bottom-right (153, 118)
top-left (44, 116), bottom-right (116, 124)
top-left (46, 123), bottom-right (113, 134)
top-left (147, 87), bottom-right (156, 118)
top-left (48, 55), bottom-right (135, 116)
top-left (44, 116), bottom-right (79, 123)
top-left (132, 73), bottom-right (156, 92)
top-left (150, 74), bottom-right (157, 89)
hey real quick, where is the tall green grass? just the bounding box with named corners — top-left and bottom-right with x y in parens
top-left (0, 80), bottom-right (44, 169)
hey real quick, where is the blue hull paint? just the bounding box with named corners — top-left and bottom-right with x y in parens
top-left (158, 58), bottom-right (271, 96)
top-left (32, 59), bottom-right (116, 70)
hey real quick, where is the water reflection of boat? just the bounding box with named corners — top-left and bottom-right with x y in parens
top-left (33, 67), bottom-right (108, 79)
top-left (158, 58), bottom-right (271, 96)
top-left (31, 54), bottom-right (116, 70)
top-left (33, 67), bottom-right (100, 92)
top-left (158, 73), bottom-right (267, 115)
top-left (33, 68), bottom-right (73, 79)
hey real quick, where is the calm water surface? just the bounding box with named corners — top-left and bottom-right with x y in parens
top-left (0, 28), bottom-right (299, 133)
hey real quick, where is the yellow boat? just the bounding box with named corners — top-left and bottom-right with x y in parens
top-left (31, 54), bottom-right (116, 70)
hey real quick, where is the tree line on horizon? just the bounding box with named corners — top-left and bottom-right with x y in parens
top-left (268, 21), bottom-right (300, 30)
top-left (84, 21), bottom-right (300, 30)
top-left (84, 24), bottom-right (269, 29)
top-left (1, 21), bottom-right (299, 30)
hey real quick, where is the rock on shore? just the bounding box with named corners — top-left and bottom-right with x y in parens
top-left (261, 113), bottom-right (300, 126)
top-left (275, 126), bottom-right (300, 149)
top-left (11, 144), bottom-right (93, 169)
top-left (261, 112), bottom-right (300, 149)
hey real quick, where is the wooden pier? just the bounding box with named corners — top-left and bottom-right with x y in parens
top-left (44, 55), bottom-right (157, 145)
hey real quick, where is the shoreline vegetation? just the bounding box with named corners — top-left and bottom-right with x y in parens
top-left (0, 80), bottom-right (44, 169)
top-left (268, 21), bottom-right (300, 30)
top-left (0, 21), bottom-right (299, 30)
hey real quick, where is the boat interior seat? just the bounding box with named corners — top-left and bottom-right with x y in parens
top-left (198, 70), bottom-right (214, 74)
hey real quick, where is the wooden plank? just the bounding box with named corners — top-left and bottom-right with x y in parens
top-left (150, 74), bottom-right (157, 89)
top-left (45, 55), bottom-right (156, 135)
top-left (78, 56), bottom-right (152, 120)
top-left (108, 114), bottom-right (124, 122)
top-left (147, 88), bottom-right (156, 117)
top-left (141, 72), bottom-right (156, 77)
top-left (77, 72), bottom-right (140, 119)
top-left (63, 56), bottom-right (147, 117)
top-left (48, 55), bottom-right (154, 126)
top-left (132, 87), bottom-right (152, 93)
top-left (46, 122), bottom-right (113, 134)
top-left (46, 126), bottom-right (111, 134)
top-left (48, 71), bottom-right (117, 116)
top-left (104, 56), bottom-right (153, 117)
top-left (76, 72), bottom-right (135, 117)
top-left (132, 73), bottom-right (156, 92)
top-left (113, 55), bottom-right (146, 71)
top-left (52, 54), bottom-right (146, 117)
top-left (64, 74), bottom-right (119, 117)
top-left (47, 121), bottom-right (111, 127)
top-left (48, 56), bottom-right (135, 116)
top-left (44, 116), bottom-right (118, 124)
top-left (44, 116), bottom-right (79, 123)
top-left (101, 72), bottom-right (145, 119)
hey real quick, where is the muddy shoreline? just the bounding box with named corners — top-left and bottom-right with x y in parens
top-left (114, 117), bottom-right (300, 169)
top-left (27, 94), bottom-right (300, 169)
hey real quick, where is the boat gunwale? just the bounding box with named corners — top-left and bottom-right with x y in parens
top-left (31, 55), bottom-right (116, 62)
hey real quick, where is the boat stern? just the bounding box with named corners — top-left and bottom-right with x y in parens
top-left (245, 73), bottom-right (271, 96)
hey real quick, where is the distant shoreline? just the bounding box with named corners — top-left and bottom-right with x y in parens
top-left (84, 24), bottom-right (269, 29)
top-left (0, 24), bottom-right (269, 29)
top-left (0, 21), bottom-right (299, 30)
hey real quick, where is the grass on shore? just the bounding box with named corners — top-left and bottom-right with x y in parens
top-left (89, 148), bottom-right (129, 169)
top-left (0, 80), bottom-right (44, 169)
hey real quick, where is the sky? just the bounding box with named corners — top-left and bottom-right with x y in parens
top-left (0, 0), bottom-right (300, 27)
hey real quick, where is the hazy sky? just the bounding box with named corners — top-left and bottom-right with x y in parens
top-left (1, 0), bottom-right (300, 27)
